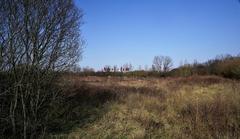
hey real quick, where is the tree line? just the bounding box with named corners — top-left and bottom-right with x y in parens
top-left (73, 54), bottom-right (240, 79)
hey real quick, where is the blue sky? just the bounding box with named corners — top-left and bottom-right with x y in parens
top-left (75, 0), bottom-right (240, 70)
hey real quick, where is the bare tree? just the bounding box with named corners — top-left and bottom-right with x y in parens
top-left (113, 65), bottom-right (118, 72)
top-left (163, 56), bottom-right (173, 72)
top-left (123, 63), bottom-right (132, 71)
top-left (151, 64), bottom-right (156, 71)
top-left (0, 0), bottom-right (83, 138)
top-left (104, 65), bottom-right (111, 72)
top-left (152, 55), bottom-right (173, 72)
top-left (128, 63), bottom-right (133, 71)
top-left (152, 56), bottom-right (163, 72)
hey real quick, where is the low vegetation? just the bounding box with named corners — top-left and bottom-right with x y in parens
top-left (49, 75), bottom-right (240, 139)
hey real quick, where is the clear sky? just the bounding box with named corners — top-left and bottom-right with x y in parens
top-left (75, 0), bottom-right (240, 70)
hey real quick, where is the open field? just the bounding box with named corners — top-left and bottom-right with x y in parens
top-left (49, 75), bottom-right (240, 139)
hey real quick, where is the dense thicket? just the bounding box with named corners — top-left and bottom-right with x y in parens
top-left (170, 54), bottom-right (240, 79)
top-left (0, 0), bottom-right (83, 138)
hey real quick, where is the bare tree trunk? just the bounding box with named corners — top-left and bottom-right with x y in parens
top-left (10, 85), bottom-right (18, 135)
top-left (21, 88), bottom-right (27, 139)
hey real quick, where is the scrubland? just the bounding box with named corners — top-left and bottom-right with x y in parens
top-left (49, 75), bottom-right (240, 139)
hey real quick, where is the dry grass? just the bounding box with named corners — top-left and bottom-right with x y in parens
top-left (50, 75), bottom-right (240, 139)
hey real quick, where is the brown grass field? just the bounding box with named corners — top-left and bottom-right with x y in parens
top-left (50, 75), bottom-right (240, 139)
